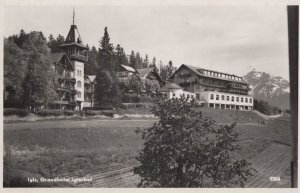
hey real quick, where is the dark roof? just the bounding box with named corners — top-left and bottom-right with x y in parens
top-left (136, 68), bottom-right (154, 78)
top-left (136, 68), bottom-right (164, 83)
top-left (50, 52), bottom-right (74, 70)
top-left (60, 24), bottom-right (88, 50)
top-left (160, 83), bottom-right (182, 91)
top-left (173, 64), bottom-right (250, 85)
top-left (50, 52), bottom-right (66, 63)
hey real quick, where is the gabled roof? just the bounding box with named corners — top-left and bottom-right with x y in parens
top-left (160, 83), bottom-right (182, 92)
top-left (136, 68), bottom-right (154, 78)
top-left (84, 75), bottom-right (97, 84)
top-left (136, 68), bottom-right (164, 83)
top-left (87, 75), bottom-right (96, 83)
top-left (50, 52), bottom-right (65, 64)
top-left (50, 52), bottom-right (74, 70)
top-left (120, 65), bottom-right (136, 73)
top-left (172, 64), bottom-right (250, 85)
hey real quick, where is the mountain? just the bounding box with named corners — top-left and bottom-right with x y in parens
top-left (243, 70), bottom-right (290, 110)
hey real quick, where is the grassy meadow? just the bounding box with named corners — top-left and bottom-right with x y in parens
top-left (3, 108), bottom-right (291, 187)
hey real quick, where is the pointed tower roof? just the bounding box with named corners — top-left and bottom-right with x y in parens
top-left (60, 9), bottom-right (88, 50)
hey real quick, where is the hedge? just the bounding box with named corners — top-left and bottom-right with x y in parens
top-left (84, 110), bottom-right (114, 117)
top-left (82, 106), bottom-right (114, 111)
top-left (4, 108), bottom-right (31, 117)
top-left (35, 109), bottom-right (79, 117)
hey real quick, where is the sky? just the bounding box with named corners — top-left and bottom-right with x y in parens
top-left (3, 5), bottom-right (289, 79)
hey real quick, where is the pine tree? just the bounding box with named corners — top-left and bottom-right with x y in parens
top-left (114, 44), bottom-right (128, 69)
top-left (85, 46), bottom-right (98, 74)
top-left (166, 60), bottom-right (174, 82)
top-left (99, 27), bottom-right (115, 73)
top-left (143, 54), bottom-right (149, 68)
top-left (47, 34), bottom-right (65, 53)
top-left (151, 57), bottom-right (156, 68)
top-left (135, 52), bottom-right (143, 69)
top-left (129, 50), bottom-right (136, 69)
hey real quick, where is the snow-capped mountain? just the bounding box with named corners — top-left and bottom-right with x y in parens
top-left (244, 70), bottom-right (290, 109)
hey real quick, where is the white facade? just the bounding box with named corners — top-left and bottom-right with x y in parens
top-left (165, 89), bottom-right (196, 102)
top-left (196, 91), bottom-right (253, 110)
top-left (74, 61), bottom-right (85, 109)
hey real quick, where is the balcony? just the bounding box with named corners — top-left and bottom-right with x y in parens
top-left (228, 83), bottom-right (250, 90)
top-left (58, 72), bottom-right (76, 82)
top-left (57, 86), bottom-right (76, 94)
top-left (69, 53), bottom-right (88, 62)
top-left (84, 88), bottom-right (94, 93)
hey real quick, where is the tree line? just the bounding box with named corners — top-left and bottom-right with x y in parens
top-left (4, 27), bottom-right (177, 109)
top-left (253, 99), bottom-right (282, 115)
top-left (4, 30), bottom-right (58, 110)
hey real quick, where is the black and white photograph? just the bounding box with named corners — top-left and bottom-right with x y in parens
top-left (2, 0), bottom-right (298, 190)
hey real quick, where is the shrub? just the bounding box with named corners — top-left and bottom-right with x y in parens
top-left (35, 109), bottom-right (78, 117)
top-left (84, 110), bottom-right (114, 117)
top-left (134, 97), bottom-right (255, 187)
top-left (83, 106), bottom-right (114, 111)
top-left (4, 108), bottom-right (30, 117)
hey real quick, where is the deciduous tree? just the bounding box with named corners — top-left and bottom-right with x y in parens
top-left (134, 98), bottom-right (255, 187)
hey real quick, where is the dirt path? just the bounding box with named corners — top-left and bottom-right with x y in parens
top-left (252, 110), bottom-right (283, 120)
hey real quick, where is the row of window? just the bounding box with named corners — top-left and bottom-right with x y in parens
top-left (203, 70), bottom-right (242, 81)
top-left (210, 94), bottom-right (252, 103)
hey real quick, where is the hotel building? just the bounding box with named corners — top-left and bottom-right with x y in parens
top-left (168, 64), bottom-right (254, 110)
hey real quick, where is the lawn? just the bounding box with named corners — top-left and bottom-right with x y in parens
top-left (3, 111), bottom-right (291, 187)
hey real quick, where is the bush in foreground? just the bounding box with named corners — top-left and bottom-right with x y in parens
top-left (4, 108), bottom-right (31, 117)
top-left (134, 97), bottom-right (255, 187)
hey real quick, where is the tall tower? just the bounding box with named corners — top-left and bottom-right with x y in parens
top-left (60, 9), bottom-right (88, 110)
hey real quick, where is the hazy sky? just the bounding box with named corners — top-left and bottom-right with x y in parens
top-left (4, 6), bottom-right (289, 79)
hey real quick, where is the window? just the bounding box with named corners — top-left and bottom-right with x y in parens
top-left (221, 95), bottom-right (225, 100)
top-left (77, 70), bottom-right (82, 76)
top-left (226, 96), bottom-right (230, 101)
top-left (250, 98), bottom-right (252, 103)
top-left (236, 97), bottom-right (239, 102)
top-left (231, 96), bottom-right (234, 102)
top-left (210, 94), bottom-right (214, 100)
top-left (77, 91), bottom-right (81, 98)
top-left (241, 97), bottom-right (244, 102)
top-left (77, 81), bottom-right (82, 88)
top-left (216, 95), bottom-right (219, 100)
top-left (245, 98), bottom-right (248, 103)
